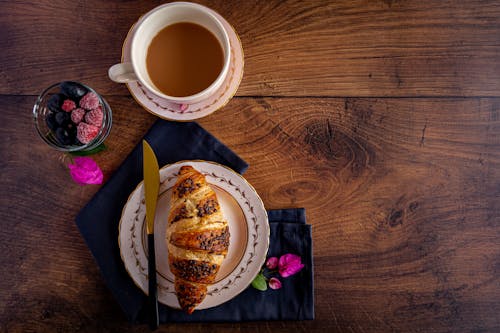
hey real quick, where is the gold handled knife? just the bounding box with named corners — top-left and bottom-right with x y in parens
top-left (143, 140), bottom-right (159, 330)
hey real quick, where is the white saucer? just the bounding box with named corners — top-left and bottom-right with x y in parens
top-left (121, 10), bottom-right (244, 121)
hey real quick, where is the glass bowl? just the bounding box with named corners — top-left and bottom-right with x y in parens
top-left (33, 81), bottom-right (112, 152)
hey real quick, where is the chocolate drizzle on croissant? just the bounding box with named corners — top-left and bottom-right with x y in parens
top-left (166, 165), bottom-right (229, 314)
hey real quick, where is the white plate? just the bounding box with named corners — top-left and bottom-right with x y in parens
top-left (119, 160), bottom-right (269, 310)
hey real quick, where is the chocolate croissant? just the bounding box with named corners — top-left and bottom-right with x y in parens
top-left (166, 165), bottom-right (229, 314)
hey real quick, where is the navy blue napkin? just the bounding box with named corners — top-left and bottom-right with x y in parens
top-left (75, 119), bottom-right (314, 323)
top-left (154, 208), bottom-right (314, 322)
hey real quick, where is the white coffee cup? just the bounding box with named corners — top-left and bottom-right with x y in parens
top-left (108, 2), bottom-right (231, 104)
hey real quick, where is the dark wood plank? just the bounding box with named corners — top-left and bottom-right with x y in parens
top-left (1, 95), bottom-right (499, 332)
top-left (1, 0), bottom-right (499, 97)
top-left (0, 95), bottom-right (155, 331)
top-left (200, 97), bottom-right (500, 332)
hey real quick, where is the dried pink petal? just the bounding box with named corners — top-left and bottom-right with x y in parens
top-left (268, 277), bottom-right (282, 290)
top-left (278, 254), bottom-right (304, 278)
top-left (68, 157), bottom-right (103, 185)
top-left (266, 257), bottom-right (279, 270)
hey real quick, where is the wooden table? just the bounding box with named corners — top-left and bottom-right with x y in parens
top-left (1, 1), bottom-right (499, 332)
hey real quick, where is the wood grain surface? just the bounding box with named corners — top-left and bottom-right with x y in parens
top-left (1, 0), bottom-right (499, 332)
top-left (1, 0), bottom-right (500, 96)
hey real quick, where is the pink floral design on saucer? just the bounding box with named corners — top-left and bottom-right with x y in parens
top-left (122, 10), bottom-right (244, 121)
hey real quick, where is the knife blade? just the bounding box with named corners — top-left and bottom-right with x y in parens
top-left (142, 140), bottom-right (159, 330)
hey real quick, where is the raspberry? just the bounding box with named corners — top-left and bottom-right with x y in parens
top-left (71, 108), bottom-right (86, 124)
top-left (61, 99), bottom-right (76, 112)
top-left (77, 122), bottom-right (99, 144)
top-left (79, 92), bottom-right (100, 110)
top-left (84, 106), bottom-right (103, 127)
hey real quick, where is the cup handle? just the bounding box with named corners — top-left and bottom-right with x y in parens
top-left (108, 63), bottom-right (138, 83)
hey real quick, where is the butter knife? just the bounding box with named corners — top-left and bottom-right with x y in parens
top-left (143, 140), bottom-right (159, 330)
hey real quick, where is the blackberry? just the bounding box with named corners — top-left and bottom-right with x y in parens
top-left (64, 121), bottom-right (76, 131)
top-left (47, 93), bottom-right (66, 112)
top-left (45, 112), bottom-right (58, 131)
top-left (55, 127), bottom-right (72, 145)
top-left (54, 111), bottom-right (69, 126)
top-left (66, 125), bottom-right (77, 145)
top-left (60, 81), bottom-right (88, 101)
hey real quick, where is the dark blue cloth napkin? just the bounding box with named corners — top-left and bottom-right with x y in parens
top-left (75, 119), bottom-right (314, 323)
top-left (157, 208), bottom-right (314, 322)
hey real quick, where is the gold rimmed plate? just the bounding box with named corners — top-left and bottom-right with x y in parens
top-left (119, 161), bottom-right (269, 310)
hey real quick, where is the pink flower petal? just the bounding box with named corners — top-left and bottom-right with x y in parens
top-left (68, 157), bottom-right (103, 185)
top-left (278, 253), bottom-right (304, 278)
top-left (179, 103), bottom-right (189, 112)
top-left (268, 277), bottom-right (282, 290)
top-left (266, 257), bottom-right (279, 269)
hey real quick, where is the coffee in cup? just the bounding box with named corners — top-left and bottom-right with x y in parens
top-left (146, 22), bottom-right (224, 97)
top-left (108, 2), bottom-right (230, 104)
